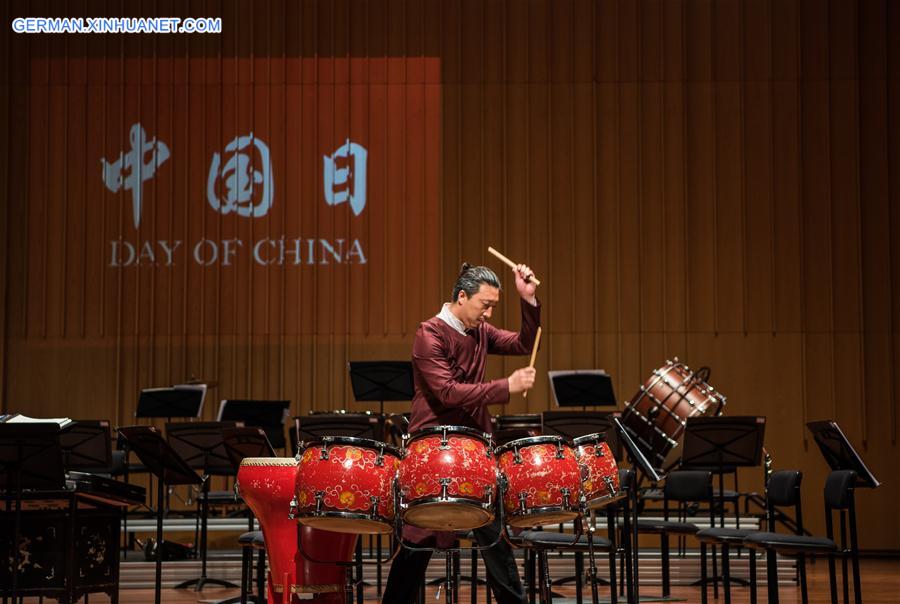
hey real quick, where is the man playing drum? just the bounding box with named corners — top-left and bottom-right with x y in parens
top-left (383, 263), bottom-right (541, 603)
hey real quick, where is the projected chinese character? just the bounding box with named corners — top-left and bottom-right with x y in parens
top-left (101, 123), bottom-right (170, 229)
top-left (207, 133), bottom-right (274, 218)
top-left (323, 139), bottom-right (367, 216)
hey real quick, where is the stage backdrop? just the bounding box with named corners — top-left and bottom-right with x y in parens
top-left (1, 1), bottom-right (899, 549)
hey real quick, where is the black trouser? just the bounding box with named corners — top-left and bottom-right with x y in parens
top-left (382, 517), bottom-right (526, 604)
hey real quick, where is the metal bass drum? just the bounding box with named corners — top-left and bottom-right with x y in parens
top-left (620, 359), bottom-right (726, 468)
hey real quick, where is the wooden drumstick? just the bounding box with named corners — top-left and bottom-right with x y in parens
top-left (488, 246), bottom-right (541, 286)
top-left (523, 326), bottom-right (542, 399)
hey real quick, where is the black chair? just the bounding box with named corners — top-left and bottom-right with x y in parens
top-left (635, 470), bottom-right (714, 598)
top-left (696, 469), bottom-right (803, 604)
top-left (742, 469), bottom-right (860, 604)
top-left (511, 510), bottom-right (620, 604)
top-left (237, 530), bottom-right (266, 604)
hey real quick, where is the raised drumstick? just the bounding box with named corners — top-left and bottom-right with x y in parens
top-left (523, 326), bottom-right (542, 399)
top-left (488, 246), bottom-right (541, 286)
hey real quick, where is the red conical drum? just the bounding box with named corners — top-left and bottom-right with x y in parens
top-left (237, 457), bottom-right (357, 603)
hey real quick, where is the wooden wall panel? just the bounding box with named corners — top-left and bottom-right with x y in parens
top-left (2, 0), bottom-right (899, 549)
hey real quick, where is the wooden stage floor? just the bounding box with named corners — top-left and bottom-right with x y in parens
top-left (13, 557), bottom-right (899, 603)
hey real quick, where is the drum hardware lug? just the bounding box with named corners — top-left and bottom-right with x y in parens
top-left (320, 436), bottom-right (333, 460)
top-left (555, 441), bottom-right (565, 459)
top-left (603, 476), bottom-right (617, 498)
top-left (517, 492), bottom-right (528, 515)
top-left (375, 445), bottom-right (385, 466)
top-left (484, 433), bottom-right (493, 457)
top-left (439, 478), bottom-right (451, 500)
top-left (560, 487), bottom-right (572, 509)
top-left (314, 491), bottom-right (325, 515)
top-left (369, 496), bottom-right (380, 518)
top-left (594, 445), bottom-right (604, 457)
top-left (288, 496), bottom-right (297, 520)
top-left (512, 446), bottom-right (522, 465)
top-left (439, 427), bottom-right (450, 450)
top-left (484, 486), bottom-right (493, 508)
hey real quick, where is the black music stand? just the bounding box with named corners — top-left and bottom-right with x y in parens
top-left (348, 360), bottom-right (414, 415)
top-left (217, 399), bottom-right (290, 451)
top-left (60, 420), bottom-right (113, 474)
top-left (613, 417), bottom-right (662, 604)
top-left (541, 410), bottom-right (623, 461)
top-left (293, 413), bottom-right (381, 447)
top-left (0, 423), bottom-right (66, 601)
top-left (549, 370), bottom-right (617, 408)
top-left (117, 426), bottom-right (202, 604)
top-left (680, 416), bottom-right (766, 518)
top-left (680, 416), bottom-right (765, 591)
top-left (165, 421), bottom-right (239, 590)
top-left (806, 421), bottom-right (880, 489)
top-left (222, 427), bottom-right (277, 469)
top-left (136, 386), bottom-right (205, 421)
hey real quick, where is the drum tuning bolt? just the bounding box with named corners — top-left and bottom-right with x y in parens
top-left (561, 487), bottom-right (572, 508)
top-left (439, 478), bottom-right (451, 500)
top-left (314, 491), bottom-right (325, 515)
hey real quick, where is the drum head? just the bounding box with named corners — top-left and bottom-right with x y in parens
top-left (402, 502), bottom-right (493, 531)
top-left (298, 516), bottom-right (393, 535)
top-left (506, 509), bottom-right (580, 528)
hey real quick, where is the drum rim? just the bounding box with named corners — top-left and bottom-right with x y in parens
top-left (505, 504), bottom-right (581, 522)
top-left (297, 435), bottom-right (403, 458)
top-left (494, 434), bottom-right (569, 456)
top-left (405, 424), bottom-right (491, 444)
top-left (572, 432), bottom-right (608, 446)
top-left (239, 456), bottom-right (297, 466)
top-left (401, 499), bottom-right (495, 529)
top-left (296, 509), bottom-right (394, 531)
top-left (402, 494), bottom-right (495, 508)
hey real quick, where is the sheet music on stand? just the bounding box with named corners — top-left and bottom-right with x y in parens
top-left (549, 370), bottom-right (617, 407)
top-left (136, 385), bottom-right (206, 419)
top-left (806, 420), bottom-right (880, 489)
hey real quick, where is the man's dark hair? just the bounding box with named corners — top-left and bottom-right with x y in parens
top-left (452, 263), bottom-right (501, 302)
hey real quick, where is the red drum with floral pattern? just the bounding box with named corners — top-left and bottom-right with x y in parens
top-left (496, 436), bottom-right (583, 528)
top-left (237, 457), bottom-right (356, 603)
top-left (398, 425), bottom-right (497, 531)
top-left (573, 433), bottom-right (621, 508)
top-left (294, 437), bottom-right (402, 535)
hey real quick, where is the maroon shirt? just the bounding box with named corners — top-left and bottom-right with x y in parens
top-left (408, 298), bottom-right (541, 434)
top-left (402, 298), bottom-right (540, 546)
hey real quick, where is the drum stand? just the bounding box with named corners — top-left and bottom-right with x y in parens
top-left (395, 478), bottom-right (508, 604)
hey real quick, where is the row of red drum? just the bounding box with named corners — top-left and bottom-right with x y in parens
top-left (293, 425), bottom-right (621, 534)
top-left (236, 426), bottom-right (620, 602)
